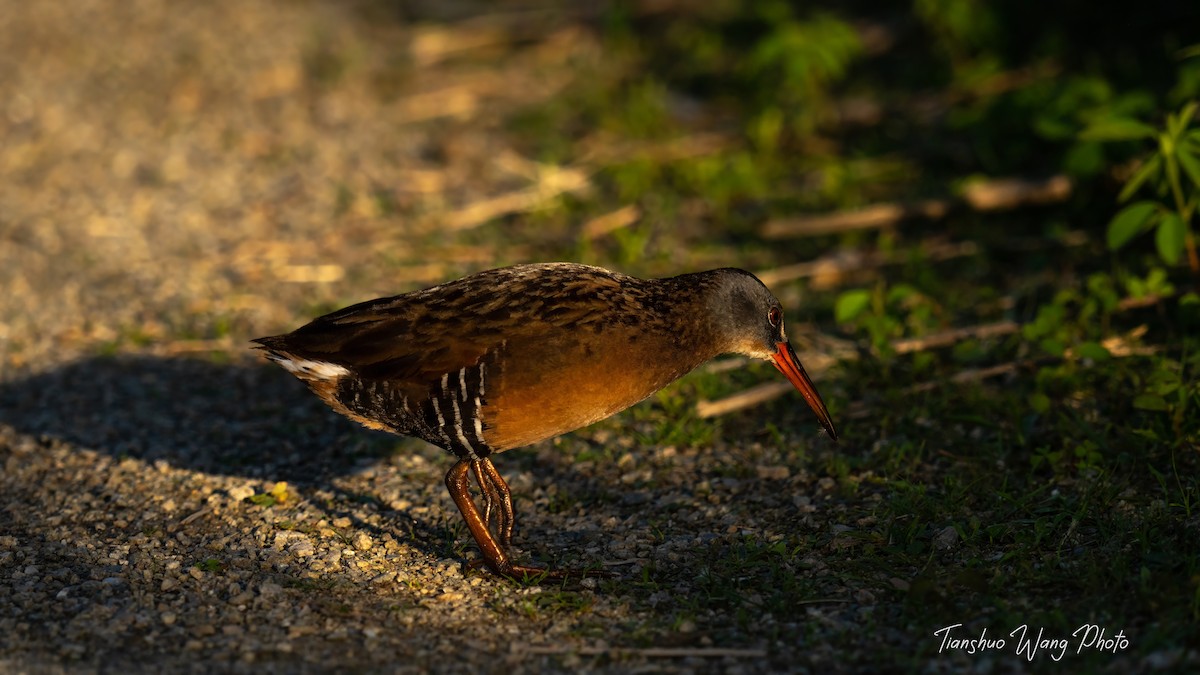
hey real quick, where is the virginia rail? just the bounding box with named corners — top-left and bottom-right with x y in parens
top-left (254, 263), bottom-right (837, 580)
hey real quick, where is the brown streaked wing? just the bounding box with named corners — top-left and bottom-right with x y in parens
top-left (263, 304), bottom-right (489, 397)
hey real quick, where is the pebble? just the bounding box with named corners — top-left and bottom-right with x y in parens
top-left (352, 532), bottom-right (372, 551)
top-left (228, 485), bottom-right (255, 502)
top-left (933, 525), bottom-right (959, 550)
top-left (755, 465), bottom-right (790, 480)
top-left (289, 540), bottom-right (315, 557)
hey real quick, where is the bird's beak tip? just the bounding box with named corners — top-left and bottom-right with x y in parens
top-left (771, 341), bottom-right (839, 441)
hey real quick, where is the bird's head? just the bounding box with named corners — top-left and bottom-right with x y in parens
top-left (707, 269), bottom-right (839, 441)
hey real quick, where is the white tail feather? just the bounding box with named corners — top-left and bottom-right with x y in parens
top-left (269, 355), bottom-right (350, 380)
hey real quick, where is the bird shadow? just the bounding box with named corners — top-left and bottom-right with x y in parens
top-left (0, 353), bottom-right (459, 562)
top-left (4, 353), bottom-right (797, 584)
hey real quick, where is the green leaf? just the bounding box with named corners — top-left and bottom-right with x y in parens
top-left (834, 289), bottom-right (871, 323)
top-left (1106, 201), bottom-right (1158, 250)
top-left (1039, 337), bottom-right (1066, 357)
top-left (1144, 267), bottom-right (1176, 295)
top-left (1166, 102), bottom-right (1197, 138)
top-left (248, 493), bottom-right (278, 507)
top-left (1117, 155), bottom-right (1161, 202)
top-left (1155, 213), bottom-right (1186, 265)
top-left (1075, 341), bottom-right (1112, 361)
top-left (1148, 374), bottom-right (1181, 397)
top-left (1132, 394), bottom-right (1169, 411)
top-left (1176, 146), bottom-right (1200, 190)
top-left (885, 283), bottom-right (918, 304)
top-left (1030, 392), bottom-right (1051, 414)
top-left (1079, 117), bottom-right (1158, 141)
top-left (1178, 101), bottom-right (1198, 129)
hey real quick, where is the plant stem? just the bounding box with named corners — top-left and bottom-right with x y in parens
top-left (1187, 230), bottom-right (1200, 275)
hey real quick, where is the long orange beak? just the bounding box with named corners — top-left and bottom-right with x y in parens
top-left (771, 341), bottom-right (838, 441)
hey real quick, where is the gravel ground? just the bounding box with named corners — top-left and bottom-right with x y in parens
top-left (0, 356), bottom-right (861, 673)
top-left (0, 1), bottom-right (872, 672)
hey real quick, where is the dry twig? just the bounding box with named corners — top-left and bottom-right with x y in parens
top-left (762, 175), bottom-right (1072, 239)
top-left (581, 205), bottom-right (641, 240)
top-left (434, 164), bottom-right (592, 231)
top-left (755, 240), bottom-right (978, 287)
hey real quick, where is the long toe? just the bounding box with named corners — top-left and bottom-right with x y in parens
top-left (478, 560), bottom-right (616, 582)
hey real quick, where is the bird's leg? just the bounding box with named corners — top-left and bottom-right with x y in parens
top-left (444, 459), bottom-right (611, 581)
top-left (473, 457), bottom-right (515, 547)
top-left (469, 459), bottom-right (497, 532)
top-left (446, 459), bottom-right (548, 580)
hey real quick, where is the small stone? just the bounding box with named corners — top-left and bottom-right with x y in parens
top-left (162, 612), bottom-right (177, 625)
top-left (352, 532), bottom-right (372, 551)
top-left (755, 465), bottom-right (790, 480)
top-left (332, 517), bottom-right (351, 528)
top-left (289, 540), bottom-right (315, 558)
top-left (933, 525), bottom-right (959, 551)
top-left (161, 578), bottom-right (178, 591)
top-left (228, 485), bottom-right (255, 502)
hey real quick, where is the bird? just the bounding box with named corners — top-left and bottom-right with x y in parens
top-left (253, 262), bottom-right (837, 580)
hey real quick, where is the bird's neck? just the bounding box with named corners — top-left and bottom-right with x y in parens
top-left (652, 271), bottom-right (740, 361)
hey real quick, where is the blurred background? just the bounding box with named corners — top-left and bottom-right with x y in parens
top-left (2, 0), bottom-right (1196, 367)
top-left (1, 0), bottom-right (1198, 670)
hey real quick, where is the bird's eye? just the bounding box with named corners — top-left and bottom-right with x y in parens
top-left (767, 307), bottom-right (782, 327)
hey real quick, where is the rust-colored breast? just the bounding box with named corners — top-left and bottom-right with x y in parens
top-left (479, 326), bottom-right (706, 451)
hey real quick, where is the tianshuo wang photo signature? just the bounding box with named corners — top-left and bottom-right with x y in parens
top-left (934, 623), bottom-right (1130, 662)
